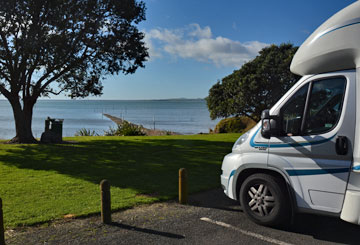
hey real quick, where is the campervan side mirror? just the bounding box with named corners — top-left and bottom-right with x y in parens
top-left (261, 110), bottom-right (271, 139)
top-left (261, 109), bottom-right (279, 139)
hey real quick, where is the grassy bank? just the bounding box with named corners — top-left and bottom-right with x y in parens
top-left (0, 133), bottom-right (240, 228)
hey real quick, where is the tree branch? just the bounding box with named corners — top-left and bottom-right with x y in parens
top-left (34, 43), bottom-right (94, 98)
top-left (43, 86), bottom-right (69, 96)
top-left (0, 30), bottom-right (14, 74)
top-left (33, 65), bottom-right (73, 98)
top-left (0, 69), bottom-right (11, 83)
top-left (0, 83), bottom-right (11, 99)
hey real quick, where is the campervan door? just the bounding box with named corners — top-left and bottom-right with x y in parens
top-left (267, 70), bottom-right (355, 213)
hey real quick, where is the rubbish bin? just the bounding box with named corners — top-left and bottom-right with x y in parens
top-left (51, 119), bottom-right (63, 138)
top-left (40, 117), bottom-right (64, 143)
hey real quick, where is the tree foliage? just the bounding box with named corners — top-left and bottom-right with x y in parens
top-left (206, 44), bottom-right (300, 122)
top-left (0, 0), bottom-right (148, 143)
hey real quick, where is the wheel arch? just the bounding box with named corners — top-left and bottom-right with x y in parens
top-left (234, 167), bottom-right (297, 214)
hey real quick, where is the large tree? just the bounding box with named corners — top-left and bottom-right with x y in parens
top-left (0, 0), bottom-right (148, 143)
top-left (206, 43), bottom-right (300, 122)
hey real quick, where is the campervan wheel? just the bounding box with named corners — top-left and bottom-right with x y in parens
top-left (240, 173), bottom-right (290, 226)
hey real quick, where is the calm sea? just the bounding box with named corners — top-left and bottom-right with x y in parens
top-left (0, 99), bottom-right (220, 139)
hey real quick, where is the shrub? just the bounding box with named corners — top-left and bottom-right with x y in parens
top-left (104, 126), bottom-right (117, 136)
top-left (214, 117), bottom-right (256, 134)
top-left (104, 121), bottom-right (145, 136)
top-left (75, 128), bottom-right (98, 136)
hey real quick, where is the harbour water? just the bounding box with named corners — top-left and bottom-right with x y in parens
top-left (0, 99), bottom-right (220, 139)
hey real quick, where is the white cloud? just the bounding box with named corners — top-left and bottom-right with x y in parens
top-left (144, 24), bottom-right (268, 67)
top-left (188, 23), bottom-right (212, 39)
top-left (143, 33), bottom-right (162, 59)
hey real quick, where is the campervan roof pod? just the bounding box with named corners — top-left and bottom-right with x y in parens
top-left (291, 1), bottom-right (360, 76)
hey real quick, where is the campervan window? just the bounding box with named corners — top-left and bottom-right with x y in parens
top-left (281, 84), bottom-right (309, 136)
top-left (304, 77), bottom-right (346, 134)
top-left (281, 77), bottom-right (346, 136)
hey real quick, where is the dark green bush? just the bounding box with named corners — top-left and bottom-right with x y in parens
top-left (75, 128), bottom-right (98, 136)
top-left (104, 121), bottom-right (145, 136)
top-left (214, 117), bottom-right (256, 134)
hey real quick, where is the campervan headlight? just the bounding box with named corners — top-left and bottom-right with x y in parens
top-left (232, 131), bottom-right (250, 151)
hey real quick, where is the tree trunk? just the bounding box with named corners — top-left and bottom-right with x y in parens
top-left (8, 98), bottom-right (37, 144)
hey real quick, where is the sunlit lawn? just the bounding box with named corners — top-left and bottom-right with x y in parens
top-left (0, 133), bottom-right (240, 228)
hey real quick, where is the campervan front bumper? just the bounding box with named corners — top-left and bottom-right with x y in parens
top-left (221, 152), bottom-right (242, 200)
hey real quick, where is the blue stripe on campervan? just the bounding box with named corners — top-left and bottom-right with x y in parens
top-left (286, 168), bottom-right (349, 176)
top-left (227, 169), bottom-right (236, 190)
top-left (250, 128), bottom-right (336, 148)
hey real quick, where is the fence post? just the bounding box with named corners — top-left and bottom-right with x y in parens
top-left (100, 180), bottom-right (111, 224)
top-left (0, 198), bottom-right (5, 245)
top-left (179, 168), bottom-right (188, 204)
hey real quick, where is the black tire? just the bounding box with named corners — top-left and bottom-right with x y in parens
top-left (239, 173), bottom-right (290, 226)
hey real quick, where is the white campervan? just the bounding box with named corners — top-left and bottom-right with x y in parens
top-left (221, 1), bottom-right (360, 226)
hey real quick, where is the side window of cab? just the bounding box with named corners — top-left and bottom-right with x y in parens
top-left (281, 84), bottom-right (309, 136)
top-left (280, 77), bottom-right (346, 136)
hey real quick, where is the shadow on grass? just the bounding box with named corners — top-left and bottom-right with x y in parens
top-left (0, 137), bottom-right (233, 198)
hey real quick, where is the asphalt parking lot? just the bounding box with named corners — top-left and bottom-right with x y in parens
top-left (6, 188), bottom-right (360, 244)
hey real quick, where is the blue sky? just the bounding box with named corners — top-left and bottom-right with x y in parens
top-left (11, 0), bottom-right (360, 100)
top-left (98, 0), bottom-right (355, 100)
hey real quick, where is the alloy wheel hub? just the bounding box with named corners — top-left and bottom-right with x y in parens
top-left (247, 184), bottom-right (275, 216)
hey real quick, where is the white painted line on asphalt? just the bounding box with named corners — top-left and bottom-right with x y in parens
top-left (200, 217), bottom-right (294, 245)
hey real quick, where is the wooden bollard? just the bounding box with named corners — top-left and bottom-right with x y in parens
top-left (100, 180), bottom-right (111, 224)
top-left (179, 168), bottom-right (188, 204)
top-left (0, 198), bottom-right (5, 245)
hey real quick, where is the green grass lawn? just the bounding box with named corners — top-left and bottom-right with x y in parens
top-left (0, 133), bottom-right (240, 228)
